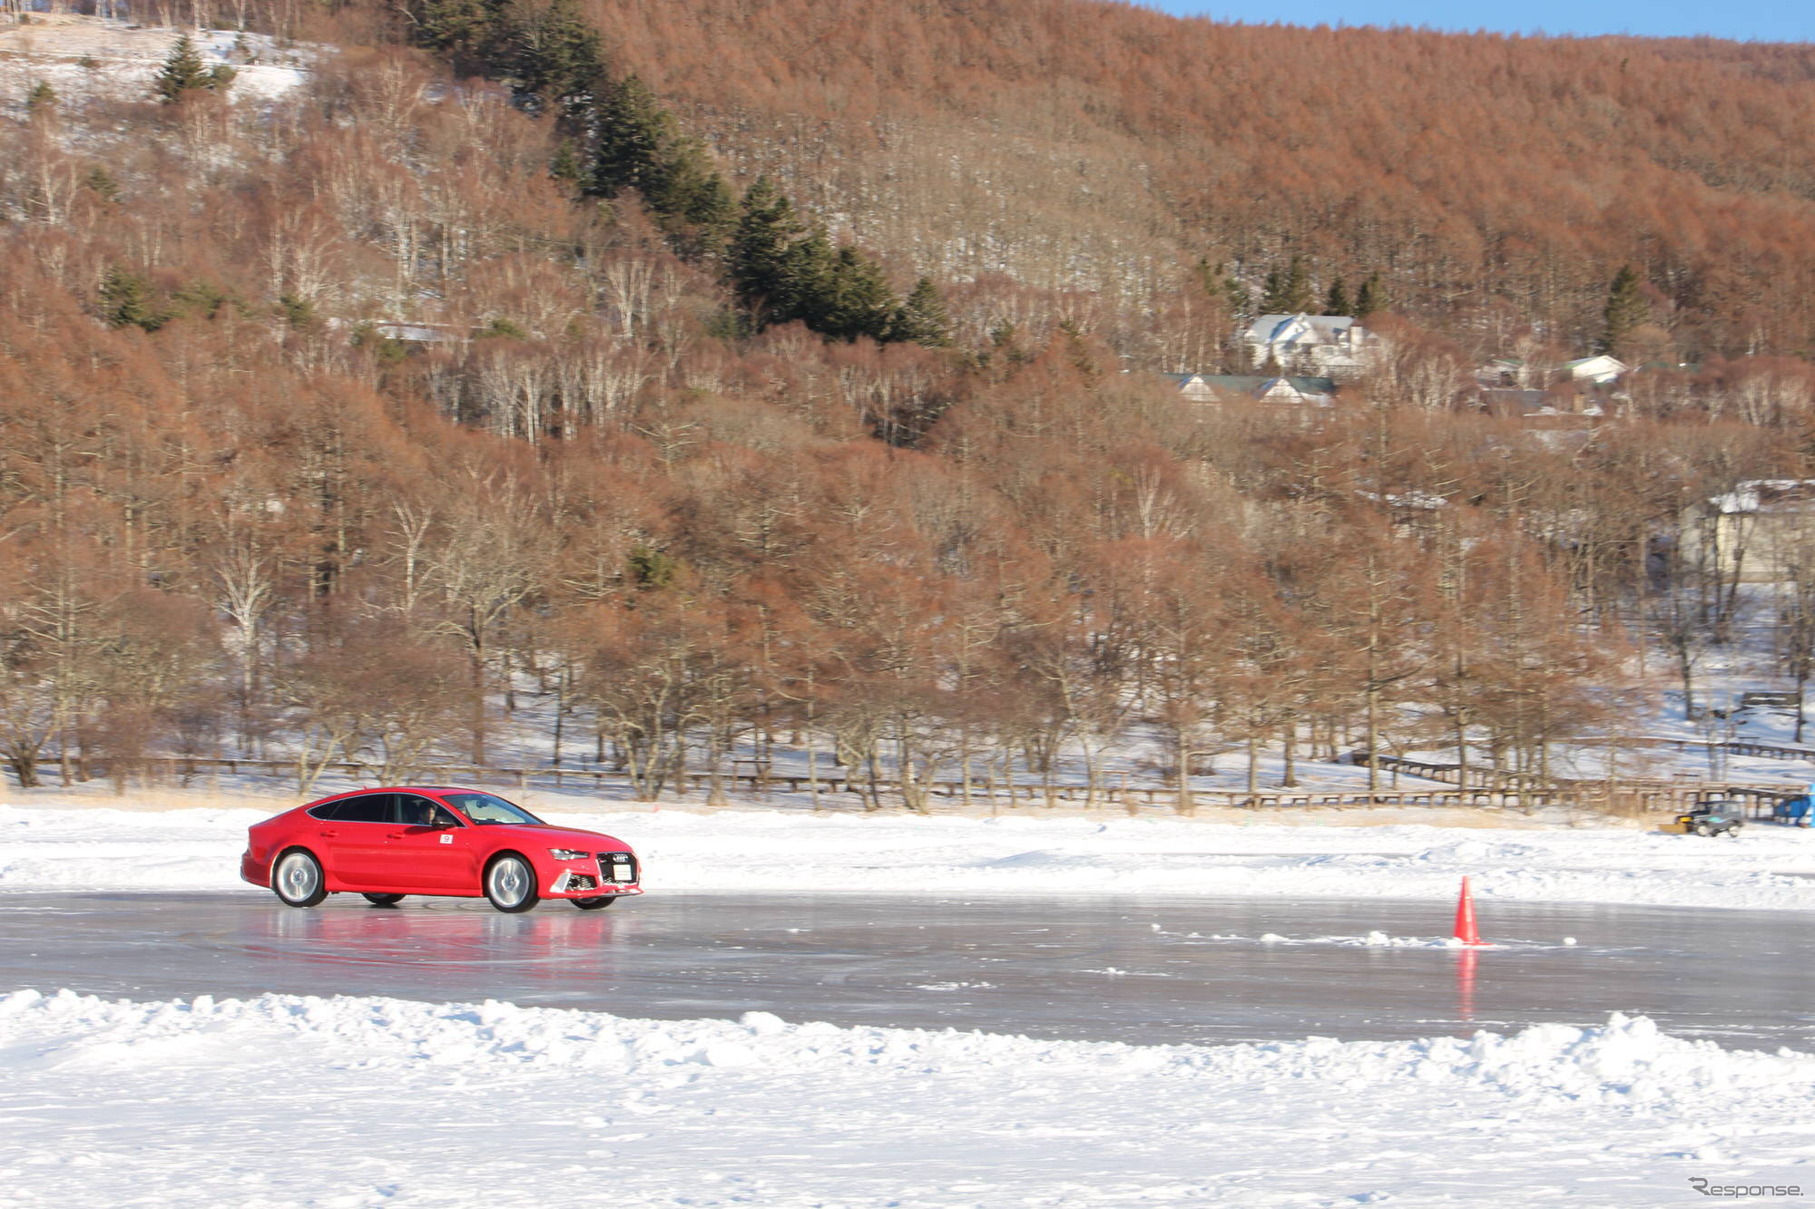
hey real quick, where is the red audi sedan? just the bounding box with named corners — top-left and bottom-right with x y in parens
top-left (241, 787), bottom-right (642, 913)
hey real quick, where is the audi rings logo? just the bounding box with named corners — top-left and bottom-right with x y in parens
top-left (1689, 1178), bottom-right (1803, 1198)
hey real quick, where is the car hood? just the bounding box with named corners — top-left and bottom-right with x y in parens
top-left (505, 824), bottom-right (630, 850)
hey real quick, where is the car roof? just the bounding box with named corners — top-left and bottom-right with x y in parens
top-left (301, 785), bottom-right (489, 806)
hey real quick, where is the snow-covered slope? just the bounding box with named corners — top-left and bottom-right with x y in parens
top-left (0, 15), bottom-right (309, 106)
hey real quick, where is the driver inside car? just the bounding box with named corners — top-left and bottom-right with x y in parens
top-left (399, 797), bottom-right (436, 827)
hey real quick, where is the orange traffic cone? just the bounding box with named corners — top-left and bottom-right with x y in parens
top-left (1453, 875), bottom-right (1482, 946)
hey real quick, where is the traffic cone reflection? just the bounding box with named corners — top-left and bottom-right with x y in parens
top-left (1453, 876), bottom-right (1482, 946)
top-left (1456, 944), bottom-right (1478, 1022)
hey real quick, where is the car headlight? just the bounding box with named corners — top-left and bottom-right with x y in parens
top-left (548, 848), bottom-right (590, 860)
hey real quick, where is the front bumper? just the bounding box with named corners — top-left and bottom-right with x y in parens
top-left (545, 851), bottom-right (642, 898)
top-left (547, 874), bottom-right (644, 898)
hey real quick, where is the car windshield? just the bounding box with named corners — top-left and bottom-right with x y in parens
top-left (440, 792), bottom-right (544, 827)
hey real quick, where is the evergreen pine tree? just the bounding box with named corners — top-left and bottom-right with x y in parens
top-left (1323, 276), bottom-right (1352, 317)
top-left (591, 75), bottom-right (671, 198)
top-left (410, 0), bottom-right (498, 67)
top-left (84, 166), bottom-right (121, 202)
top-left (100, 266), bottom-right (162, 331)
top-left (1355, 272), bottom-right (1386, 320)
top-left (590, 75), bottom-right (734, 258)
top-left (641, 136), bottom-right (735, 257)
top-left (1260, 266), bottom-right (1284, 314)
top-left (503, 0), bottom-right (607, 121)
top-left (777, 228), bottom-right (836, 329)
top-left (26, 80), bottom-right (55, 114)
top-left (154, 34), bottom-right (234, 104)
top-left (728, 176), bottom-right (807, 325)
top-left (891, 277), bottom-right (952, 347)
top-left (1223, 269), bottom-right (1252, 318)
top-left (816, 247), bottom-right (899, 342)
top-left (1260, 255), bottom-right (1313, 313)
top-left (549, 141), bottom-right (587, 191)
top-left (1599, 265), bottom-right (1648, 356)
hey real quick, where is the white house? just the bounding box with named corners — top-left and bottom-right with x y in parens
top-left (1162, 373), bottom-right (1335, 407)
top-left (1242, 313), bottom-right (1373, 379)
top-left (1682, 480), bottom-right (1815, 584)
top-left (1562, 354), bottom-right (1629, 386)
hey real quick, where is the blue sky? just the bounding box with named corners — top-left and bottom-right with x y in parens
top-left (1149, 1), bottom-right (1812, 42)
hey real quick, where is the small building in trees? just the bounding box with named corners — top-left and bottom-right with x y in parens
top-left (1681, 480), bottom-right (1815, 584)
top-left (1476, 386), bottom-right (1598, 428)
top-left (1241, 313), bottom-right (1373, 379)
top-left (1563, 354), bottom-right (1629, 385)
top-left (1475, 358), bottom-right (1527, 388)
top-left (1163, 372), bottom-right (1336, 407)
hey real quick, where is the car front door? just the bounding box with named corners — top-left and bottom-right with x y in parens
top-left (378, 794), bottom-right (479, 892)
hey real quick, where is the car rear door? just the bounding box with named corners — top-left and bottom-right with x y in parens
top-left (378, 794), bottom-right (477, 892)
top-left (324, 793), bottom-right (397, 887)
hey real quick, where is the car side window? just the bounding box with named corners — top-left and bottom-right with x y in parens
top-left (397, 795), bottom-right (445, 827)
top-left (337, 794), bottom-right (394, 824)
top-left (306, 802), bottom-right (345, 821)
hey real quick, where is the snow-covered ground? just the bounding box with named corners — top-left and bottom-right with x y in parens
top-left (0, 14), bottom-right (310, 107)
top-left (1, 988), bottom-right (1810, 1208)
top-left (7, 791), bottom-right (1815, 911)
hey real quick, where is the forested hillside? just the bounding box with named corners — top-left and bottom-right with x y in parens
top-left (584, 0), bottom-right (1815, 361)
top-left (1, 0), bottom-right (1812, 806)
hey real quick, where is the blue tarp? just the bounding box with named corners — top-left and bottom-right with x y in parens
top-left (1773, 796), bottom-right (1813, 826)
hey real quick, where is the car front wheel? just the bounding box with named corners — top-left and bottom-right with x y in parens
top-left (273, 849), bottom-right (328, 908)
top-left (571, 896), bottom-right (616, 910)
top-left (484, 855), bottom-right (539, 913)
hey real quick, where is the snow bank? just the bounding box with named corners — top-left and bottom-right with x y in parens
top-left (8, 799), bottom-right (1815, 911)
top-left (0, 988), bottom-right (1806, 1207)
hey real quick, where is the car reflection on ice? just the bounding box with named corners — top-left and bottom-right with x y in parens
top-left (241, 786), bottom-right (642, 913)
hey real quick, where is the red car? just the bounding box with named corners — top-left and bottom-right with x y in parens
top-left (241, 787), bottom-right (642, 913)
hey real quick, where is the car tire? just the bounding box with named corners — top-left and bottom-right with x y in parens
top-left (571, 896), bottom-right (616, 910)
top-left (362, 893), bottom-right (406, 906)
top-left (273, 849), bottom-right (328, 908)
top-left (1693, 822), bottom-right (1711, 836)
top-left (484, 854), bottom-right (539, 913)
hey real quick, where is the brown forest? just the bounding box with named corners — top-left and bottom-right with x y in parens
top-left (1, 0), bottom-right (1813, 805)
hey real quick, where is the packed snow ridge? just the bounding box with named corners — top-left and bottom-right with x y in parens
top-left (2, 988), bottom-right (1811, 1207)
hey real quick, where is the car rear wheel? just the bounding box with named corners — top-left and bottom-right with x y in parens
top-left (362, 893), bottom-right (406, 906)
top-left (273, 849), bottom-right (328, 908)
top-left (571, 896), bottom-right (616, 910)
top-left (484, 855), bottom-right (539, 913)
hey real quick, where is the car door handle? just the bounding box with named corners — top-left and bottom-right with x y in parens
top-left (318, 829), bottom-right (339, 838)
top-left (386, 831), bottom-right (409, 839)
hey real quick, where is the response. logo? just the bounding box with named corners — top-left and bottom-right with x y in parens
top-left (1689, 1178), bottom-right (1803, 1198)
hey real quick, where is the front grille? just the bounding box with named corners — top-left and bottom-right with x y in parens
top-left (598, 852), bottom-right (639, 884)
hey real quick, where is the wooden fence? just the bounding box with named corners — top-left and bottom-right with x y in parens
top-left (34, 752), bottom-right (1807, 818)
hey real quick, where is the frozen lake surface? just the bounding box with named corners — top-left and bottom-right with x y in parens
top-left (3, 891), bottom-right (1811, 1047)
